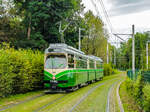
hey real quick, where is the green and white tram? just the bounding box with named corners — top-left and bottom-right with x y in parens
top-left (44, 43), bottom-right (103, 91)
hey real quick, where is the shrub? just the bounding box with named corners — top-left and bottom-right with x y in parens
top-left (143, 84), bottom-right (150, 112)
top-left (125, 74), bottom-right (150, 112)
top-left (104, 64), bottom-right (112, 76)
top-left (112, 69), bottom-right (119, 74)
top-left (132, 76), bottom-right (144, 107)
top-left (0, 43), bottom-right (44, 97)
top-left (125, 78), bottom-right (134, 94)
top-left (125, 76), bottom-right (144, 106)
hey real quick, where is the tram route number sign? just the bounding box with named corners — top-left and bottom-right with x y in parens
top-left (50, 80), bottom-right (58, 83)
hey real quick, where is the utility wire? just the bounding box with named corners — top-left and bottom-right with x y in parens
top-left (91, 0), bottom-right (103, 21)
top-left (98, 0), bottom-right (114, 33)
top-left (97, 0), bottom-right (125, 42)
top-left (91, 0), bottom-right (119, 42)
top-left (91, 0), bottom-right (114, 40)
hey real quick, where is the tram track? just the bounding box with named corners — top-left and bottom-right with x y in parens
top-left (35, 86), bottom-right (89, 112)
top-left (69, 83), bottom-right (105, 112)
top-left (0, 93), bottom-right (67, 112)
top-left (68, 77), bottom-right (125, 112)
top-left (116, 80), bottom-right (125, 112)
top-left (40, 92), bottom-right (79, 112)
top-left (69, 78), bottom-right (120, 112)
top-left (33, 78), bottom-right (119, 112)
top-left (33, 94), bottom-right (67, 112)
top-left (106, 81), bottom-right (119, 112)
top-left (0, 74), bottom-right (125, 112)
top-left (106, 78), bottom-right (125, 112)
top-left (0, 93), bottom-right (45, 112)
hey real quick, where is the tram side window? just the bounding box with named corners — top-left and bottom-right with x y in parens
top-left (89, 60), bottom-right (95, 69)
top-left (81, 58), bottom-right (87, 69)
top-left (76, 57), bottom-right (80, 68)
top-left (101, 63), bottom-right (103, 69)
top-left (76, 57), bottom-right (87, 69)
top-left (96, 61), bottom-right (101, 69)
top-left (68, 54), bottom-right (74, 68)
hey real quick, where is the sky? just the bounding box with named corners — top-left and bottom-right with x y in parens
top-left (82, 0), bottom-right (150, 43)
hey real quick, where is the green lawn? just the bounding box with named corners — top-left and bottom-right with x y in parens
top-left (0, 73), bottom-right (124, 112)
top-left (32, 74), bottom-right (124, 112)
top-left (0, 90), bottom-right (43, 108)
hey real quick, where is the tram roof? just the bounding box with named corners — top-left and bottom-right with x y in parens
top-left (45, 43), bottom-right (103, 62)
top-left (88, 55), bottom-right (103, 62)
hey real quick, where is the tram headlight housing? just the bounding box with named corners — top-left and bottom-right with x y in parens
top-left (52, 76), bottom-right (56, 80)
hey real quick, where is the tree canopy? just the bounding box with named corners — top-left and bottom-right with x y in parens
top-left (0, 0), bottom-right (113, 63)
top-left (116, 32), bottom-right (150, 70)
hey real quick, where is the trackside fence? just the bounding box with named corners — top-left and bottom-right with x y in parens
top-left (127, 70), bottom-right (150, 83)
top-left (127, 70), bottom-right (139, 80)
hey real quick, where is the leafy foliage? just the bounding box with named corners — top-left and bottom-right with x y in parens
top-left (0, 0), bottom-right (87, 49)
top-left (103, 64), bottom-right (112, 76)
top-left (0, 43), bottom-right (44, 98)
top-left (0, 1), bottom-right (111, 63)
top-left (81, 11), bottom-right (108, 62)
top-left (125, 75), bottom-right (150, 112)
top-left (143, 84), bottom-right (150, 111)
top-left (13, 0), bottom-right (84, 49)
top-left (116, 32), bottom-right (150, 70)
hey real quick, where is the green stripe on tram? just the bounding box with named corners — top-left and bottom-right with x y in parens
top-left (44, 70), bottom-right (53, 79)
top-left (44, 69), bottom-right (103, 79)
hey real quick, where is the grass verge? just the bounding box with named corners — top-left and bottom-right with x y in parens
top-left (119, 81), bottom-right (140, 112)
top-left (38, 74), bottom-right (124, 112)
top-left (0, 90), bottom-right (43, 108)
top-left (0, 73), bottom-right (123, 112)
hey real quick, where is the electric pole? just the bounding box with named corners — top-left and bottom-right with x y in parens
top-left (79, 28), bottom-right (81, 51)
top-left (107, 43), bottom-right (109, 64)
top-left (146, 41), bottom-right (150, 69)
top-left (114, 48), bottom-right (116, 66)
top-left (132, 25), bottom-right (135, 74)
top-left (114, 35), bottom-right (117, 66)
top-left (141, 54), bottom-right (143, 70)
top-left (78, 28), bottom-right (85, 51)
top-left (113, 25), bottom-right (135, 73)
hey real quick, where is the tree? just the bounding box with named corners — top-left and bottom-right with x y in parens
top-left (0, 0), bottom-right (24, 43)
top-left (116, 32), bottom-right (150, 70)
top-left (81, 11), bottom-right (108, 62)
top-left (13, 0), bottom-right (84, 49)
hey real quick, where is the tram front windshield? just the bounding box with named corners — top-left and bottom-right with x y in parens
top-left (45, 55), bottom-right (67, 69)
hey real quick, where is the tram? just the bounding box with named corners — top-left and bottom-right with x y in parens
top-left (44, 43), bottom-right (103, 91)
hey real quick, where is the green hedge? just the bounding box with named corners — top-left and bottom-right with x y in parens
top-left (104, 64), bottom-right (112, 76)
top-left (143, 84), bottom-right (150, 111)
top-left (0, 43), bottom-right (44, 98)
top-left (125, 76), bottom-right (150, 112)
top-left (103, 64), bottom-right (119, 76)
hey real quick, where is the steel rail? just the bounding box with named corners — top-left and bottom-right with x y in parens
top-left (33, 94), bottom-right (67, 112)
top-left (106, 81), bottom-right (120, 112)
top-left (0, 93), bottom-right (45, 112)
top-left (69, 78), bottom-right (119, 112)
top-left (116, 80), bottom-right (125, 112)
top-left (69, 83), bottom-right (105, 112)
top-left (42, 90), bottom-right (80, 112)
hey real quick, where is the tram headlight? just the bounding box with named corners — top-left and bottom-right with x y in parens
top-left (52, 76), bottom-right (56, 80)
